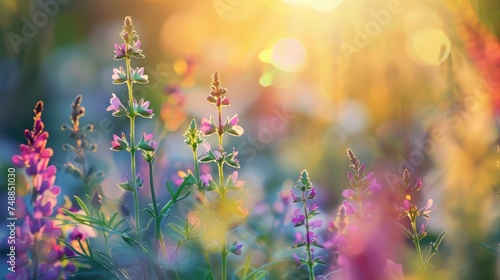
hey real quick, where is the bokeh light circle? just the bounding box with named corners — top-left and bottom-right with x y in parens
top-left (270, 37), bottom-right (308, 72)
top-left (408, 28), bottom-right (451, 65)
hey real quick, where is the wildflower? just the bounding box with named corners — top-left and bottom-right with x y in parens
top-left (110, 133), bottom-right (129, 151)
top-left (395, 169), bottom-right (445, 278)
top-left (229, 241), bottom-right (243, 255)
top-left (106, 93), bottom-right (127, 117)
top-left (291, 170), bottom-right (325, 276)
top-left (10, 101), bottom-right (72, 279)
top-left (133, 98), bottom-right (154, 118)
top-left (342, 149), bottom-right (383, 222)
top-left (113, 43), bottom-right (127, 60)
top-left (112, 66), bottom-right (127, 84)
top-left (292, 208), bottom-right (305, 226)
top-left (200, 116), bottom-right (217, 136)
top-left (131, 67), bottom-right (149, 84)
top-left (138, 132), bottom-right (157, 151)
top-left (222, 114), bottom-right (244, 137)
top-left (226, 171), bottom-right (244, 189)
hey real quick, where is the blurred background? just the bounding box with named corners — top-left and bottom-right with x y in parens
top-left (1, 0), bottom-right (500, 278)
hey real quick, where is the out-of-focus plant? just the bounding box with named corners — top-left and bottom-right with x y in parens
top-left (10, 101), bottom-right (76, 279)
top-left (394, 169), bottom-right (446, 279)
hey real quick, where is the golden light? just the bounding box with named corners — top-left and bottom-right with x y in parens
top-left (407, 27), bottom-right (451, 65)
top-left (269, 36), bottom-right (308, 72)
top-left (282, 0), bottom-right (343, 11)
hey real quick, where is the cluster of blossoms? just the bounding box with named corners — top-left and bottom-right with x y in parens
top-left (394, 169), bottom-right (444, 279)
top-left (341, 149), bottom-right (382, 222)
top-left (10, 102), bottom-right (76, 279)
top-left (291, 170), bottom-right (325, 279)
top-left (182, 71), bottom-right (246, 279)
top-left (106, 16), bottom-right (155, 244)
top-left (324, 150), bottom-right (383, 277)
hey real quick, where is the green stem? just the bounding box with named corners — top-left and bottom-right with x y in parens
top-left (411, 219), bottom-right (427, 279)
top-left (216, 106), bottom-right (228, 280)
top-left (149, 161), bottom-right (164, 257)
top-left (132, 189), bottom-right (141, 244)
top-left (125, 57), bottom-right (140, 245)
top-left (302, 190), bottom-right (315, 280)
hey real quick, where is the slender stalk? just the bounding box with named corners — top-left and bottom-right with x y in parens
top-left (411, 219), bottom-right (427, 279)
top-left (125, 56), bottom-right (140, 245)
top-left (302, 190), bottom-right (315, 280)
top-left (148, 161), bottom-right (165, 257)
top-left (216, 106), bottom-right (228, 280)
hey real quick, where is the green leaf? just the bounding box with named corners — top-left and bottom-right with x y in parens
top-left (74, 195), bottom-right (90, 216)
top-left (242, 253), bottom-right (253, 278)
top-left (432, 231), bottom-right (446, 251)
top-left (242, 259), bottom-right (285, 280)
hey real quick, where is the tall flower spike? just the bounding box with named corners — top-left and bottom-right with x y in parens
top-left (291, 170), bottom-right (326, 279)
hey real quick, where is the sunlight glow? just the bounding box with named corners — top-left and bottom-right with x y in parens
top-left (270, 37), bottom-right (308, 72)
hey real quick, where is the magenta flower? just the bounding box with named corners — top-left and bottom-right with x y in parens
top-left (112, 66), bottom-right (127, 84)
top-left (134, 98), bottom-right (154, 118)
top-left (131, 67), bottom-right (148, 84)
top-left (342, 188), bottom-right (354, 198)
top-left (227, 171), bottom-right (244, 189)
top-left (111, 133), bottom-right (128, 151)
top-left (114, 43), bottom-right (127, 60)
top-left (307, 187), bottom-right (317, 199)
top-left (291, 190), bottom-right (301, 203)
top-left (200, 173), bottom-right (214, 186)
top-left (222, 114), bottom-right (244, 136)
top-left (200, 116), bottom-right (217, 136)
top-left (293, 232), bottom-right (305, 247)
top-left (343, 200), bottom-right (357, 216)
top-left (10, 101), bottom-right (71, 279)
top-left (138, 132), bottom-right (157, 151)
top-left (309, 219), bottom-right (323, 229)
top-left (292, 208), bottom-right (305, 226)
top-left (106, 93), bottom-right (127, 117)
top-left (367, 172), bottom-right (382, 192)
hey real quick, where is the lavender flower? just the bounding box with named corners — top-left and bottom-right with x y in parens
top-left (342, 149), bottom-right (383, 222)
top-left (291, 170), bottom-right (325, 279)
top-left (106, 93), bottom-right (127, 117)
top-left (9, 101), bottom-right (74, 279)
